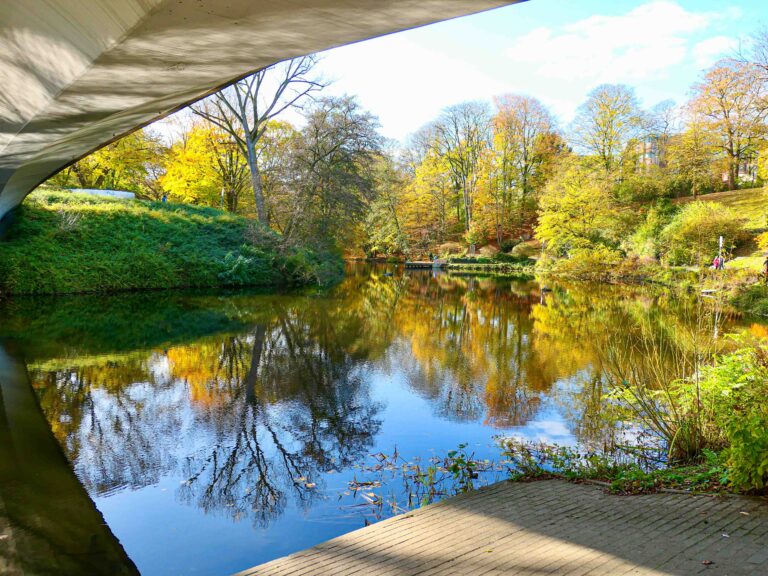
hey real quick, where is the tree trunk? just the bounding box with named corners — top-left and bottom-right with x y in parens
top-left (244, 136), bottom-right (269, 225)
top-left (245, 324), bottom-right (267, 405)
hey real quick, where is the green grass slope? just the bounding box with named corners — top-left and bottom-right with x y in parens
top-left (675, 187), bottom-right (768, 273)
top-left (676, 187), bottom-right (768, 232)
top-left (0, 190), bottom-right (340, 295)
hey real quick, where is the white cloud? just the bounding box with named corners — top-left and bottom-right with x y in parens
top-left (317, 35), bottom-right (510, 140)
top-left (692, 36), bottom-right (738, 69)
top-left (506, 1), bottom-right (719, 84)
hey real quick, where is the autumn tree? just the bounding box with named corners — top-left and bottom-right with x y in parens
top-left (285, 95), bottom-right (383, 247)
top-left (256, 120), bottom-right (300, 229)
top-left (536, 159), bottom-right (621, 256)
top-left (402, 143), bottom-right (454, 249)
top-left (49, 130), bottom-right (164, 197)
top-left (191, 56), bottom-right (325, 224)
top-left (747, 27), bottom-right (768, 82)
top-left (643, 99), bottom-right (678, 169)
top-left (161, 124), bottom-right (220, 205)
top-left (434, 101), bottom-right (491, 251)
top-left (363, 152), bottom-right (409, 256)
top-left (490, 94), bottom-right (559, 241)
top-left (571, 84), bottom-right (644, 176)
top-left (690, 59), bottom-right (768, 190)
top-left (668, 108), bottom-right (717, 199)
top-left (206, 125), bottom-right (251, 212)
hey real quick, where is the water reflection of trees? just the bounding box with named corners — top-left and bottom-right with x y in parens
top-left (29, 293), bottom-right (385, 527)
top-left (22, 267), bottom-right (748, 527)
top-left (532, 284), bottom-right (733, 448)
top-left (390, 274), bottom-right (546, 427)
top-left (31, 357), bottom-right (181, 493)
top-left (177, 306), bottom-right (383, 527)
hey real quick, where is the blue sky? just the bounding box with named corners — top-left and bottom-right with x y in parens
top-left (313, 0), bottom-right (766, 142)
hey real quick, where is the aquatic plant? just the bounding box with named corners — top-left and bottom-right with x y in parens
top-left (342, 445), bottom-right (503, 520)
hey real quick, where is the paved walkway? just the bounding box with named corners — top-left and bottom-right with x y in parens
top-left (238, 480), bottom-right (768, 576)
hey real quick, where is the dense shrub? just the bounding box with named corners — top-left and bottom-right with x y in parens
top-left (613, 167), bottom-right (671, 203)
top-left (626, 201), bottom-right (676, 259)
top-left (660, 201), bottom-right (747, 266)
top-left (696, 343), bottom-right (768, 491)
top-left (732, 284), bottom-right (768, 316)
top-left (499, 239), bottom-right (519, 253)
top-left (542, 246), bottom-right (623, 282)
top-left (607, 334), bottom-right (768, 493)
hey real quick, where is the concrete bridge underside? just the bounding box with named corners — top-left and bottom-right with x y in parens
top-left (0, 0), bottom-right (521, 224)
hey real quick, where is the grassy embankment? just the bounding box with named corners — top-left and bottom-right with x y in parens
top-left (0, 189), bottom-right (342, 296)
top-left (678, 187), bottom-right (768, 270)
top-left (681, 188), bottom-right (768, 315)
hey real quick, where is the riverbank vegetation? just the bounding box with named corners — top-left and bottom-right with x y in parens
top-left (0, 190), bottom-right (341, 295)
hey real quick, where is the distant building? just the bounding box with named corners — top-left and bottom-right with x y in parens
top-left (637, 135), bottom-right (665, 168)
top-left (721, 154), bottom-right (759, 185)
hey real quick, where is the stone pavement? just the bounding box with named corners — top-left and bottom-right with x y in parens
top-left (237, 479), bottom-right (767, 576)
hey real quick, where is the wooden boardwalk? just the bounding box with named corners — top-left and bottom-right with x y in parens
top-left (237, 480), bottom-right (768, 576)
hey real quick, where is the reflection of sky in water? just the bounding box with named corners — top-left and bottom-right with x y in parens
top-left (8, 267), bottom-right (754, 576)
top-left (91, 365), bottom-right (581, 575)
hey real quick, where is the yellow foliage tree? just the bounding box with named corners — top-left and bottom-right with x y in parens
top-left (161, 124), bottom-right (221, 206)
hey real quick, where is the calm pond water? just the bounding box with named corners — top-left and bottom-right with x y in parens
top-left (0, 264), bottom-right (760, 575)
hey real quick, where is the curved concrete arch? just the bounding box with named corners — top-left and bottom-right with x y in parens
top-left (0, 0), bottom-right (522, 224)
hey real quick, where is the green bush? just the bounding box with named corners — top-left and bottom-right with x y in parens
top-left (499, 239), bottom-right (519, 253)
top-left (607, 335), bottom-right (768, 493)
top-left (613, 168), bottom-right (670, 204)
top-left (626, 201), bottom-right (676, 259)
top-left (695, 343), bottom-right (768, 491)
top-left (494, 252), bottom-right (532, 264)
top-left (732, 284), bottom-right (768, 316)
top-left (542, 246), bottom-right (623, 282)
top-left (660, 201), bottom-right (748, 266)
